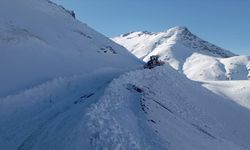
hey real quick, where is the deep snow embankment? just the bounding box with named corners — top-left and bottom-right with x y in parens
top-left (87, 65), bottom-right (250, 150)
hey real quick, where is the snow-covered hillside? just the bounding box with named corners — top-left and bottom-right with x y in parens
top-left (183, 54), bottom-right (250, 80)
top-left (112, 27), bottom-right (250, 81)
top-left (87, 65), bottom-right (250, 150)
top-left (203, 80), bottom-right (250, 110)
top-left (0, 0), bottom-right (141, 97)
top-left (1, 0), bottom-right (250, 150)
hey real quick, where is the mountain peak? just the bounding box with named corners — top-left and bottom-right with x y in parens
top-left (113, 26), bottom-right (236, 65)
top-left (120, 30), bottom-right (154, 38)
top-left (163, 26), bottom-right (192, 39)
top-left (166, 26), bottom-right (189, 33)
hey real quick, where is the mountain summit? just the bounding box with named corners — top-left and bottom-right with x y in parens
top-left (113, 27), bottom-right (250, 80)
top-left (116, 26), bottom-right (235, 60)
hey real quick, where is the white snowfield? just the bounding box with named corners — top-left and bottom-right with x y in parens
top-left (1, 0), bottom-right (250, 150)
top-left (203, 80), bottom-right (250, 110)
top-left (184, 54), bottom-right (250, 81)
top-left (112, 27), bottom-right (250, 81)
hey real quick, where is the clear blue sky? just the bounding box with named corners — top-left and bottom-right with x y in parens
top-left (52, 0), bottom-right (250, 55)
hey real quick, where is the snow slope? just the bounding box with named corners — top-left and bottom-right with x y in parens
top-left (203, 80), bottom-right (250, 110)
top-left (183, 54), bottom-right (250, 80)
top-left (0, 0), bottom-right (141, 97)
top-left (87, 65), bottom-right (250, 150)
top-left (112, 27), bottom-right (250, 81)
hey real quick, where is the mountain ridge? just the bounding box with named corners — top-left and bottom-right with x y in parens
top-left (116, 26), bottom-right (235, 59)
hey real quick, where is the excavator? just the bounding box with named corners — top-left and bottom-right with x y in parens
top-left (144, 55), bottom-right (165, 69)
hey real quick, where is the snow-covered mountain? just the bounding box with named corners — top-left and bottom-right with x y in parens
top-left (112, 27), bottom-right (250, 80)
top-left (1, 1), bottom-right (250, 150)
top-left (0, 0), bottom-right (141, 97)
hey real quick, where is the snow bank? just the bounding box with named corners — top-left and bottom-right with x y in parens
top-left (87, 65), bottom-right (250, 149)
